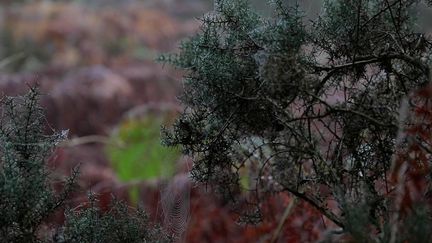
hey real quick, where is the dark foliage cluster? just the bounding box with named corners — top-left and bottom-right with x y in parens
top-left (0, 88), bottom-right (169, 243)
top-left (0, 87), bottom-right (72, 242)
top-left (161, 0), bottom-right (432, 240)
top-left (57, 193), bottom-right (168, 243)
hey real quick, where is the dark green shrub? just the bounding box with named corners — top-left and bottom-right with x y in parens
top-left (161, 0), bottom-right (432, 240)
top-left (0, 87), bottom-right (73, 242)
top-left (56, 193), bottom-right (168, 243)
top-left (0, 88), bottom-right (169, 242)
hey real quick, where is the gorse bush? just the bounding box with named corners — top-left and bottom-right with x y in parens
top-left (57, 193), bottom-right (168, 243)
top-left (161, 0), bottom-right (432, 240)
top-left (0, 87), bottom-right (73, 242)
top-left (0, 88), bottom-right (169, 243)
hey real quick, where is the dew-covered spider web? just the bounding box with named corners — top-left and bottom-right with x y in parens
top-left (159, 173), bottom-right (191, 241)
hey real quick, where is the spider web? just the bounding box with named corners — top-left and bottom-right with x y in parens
top-left (159, 173), bottom-right (191, 241)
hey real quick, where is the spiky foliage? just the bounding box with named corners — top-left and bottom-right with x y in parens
top-left (56, 193), bottom-right (170, 243)
top-left (0, 88), bottom-right (169, 242)
top-left (0, 87), bottom-right (74, 242)
top-left (161, 0), bottom-right (432, 239)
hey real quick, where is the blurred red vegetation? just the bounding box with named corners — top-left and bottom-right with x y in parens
top-left (2, 2), bottom-right (193, 68)
top-left (390, 84), bottom-right (432, 216)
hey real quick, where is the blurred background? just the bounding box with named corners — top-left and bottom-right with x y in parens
top-left (2, 0), bottom-right (430, 242)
